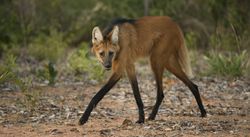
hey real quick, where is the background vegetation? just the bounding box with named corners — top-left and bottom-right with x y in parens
top-left (0, 0), bottom-right (249, 89)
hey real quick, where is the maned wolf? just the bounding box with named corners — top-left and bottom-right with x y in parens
top-left (79, 16), bottom-right (207, 125)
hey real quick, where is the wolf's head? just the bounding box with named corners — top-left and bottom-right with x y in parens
top-left (91, 26), bottom-right (120, 70)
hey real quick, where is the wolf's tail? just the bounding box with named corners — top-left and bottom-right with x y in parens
top-left (178, 33), bottom-right (194, 78)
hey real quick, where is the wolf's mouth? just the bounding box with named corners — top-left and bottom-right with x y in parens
top-left (104, 67), bottom-right (111, 71)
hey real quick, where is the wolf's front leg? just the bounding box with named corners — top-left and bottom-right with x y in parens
top-left (79, 73), bottom-right (121, 125)
top-left (126, 64), bottom-right (145, 123)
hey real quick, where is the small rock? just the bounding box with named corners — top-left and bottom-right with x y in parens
top-left (49, 114), bottom-right (55, 119)
top-left (100, 129), bottom-right (111, 136)
top-left (165, 127), bottom-right (172, 131)
top-left (50, 129), bottom-right (63, 135)
top-left (40, 114), bottom-right (46, 119)
top-left (70, 128), bottom-right (79, 132)
top-left (144, 126), bottom-right (151, 129)
top-left (122, 119), bottom-right (133, 126)
top-left (65, 122), bottom-right (76, 126)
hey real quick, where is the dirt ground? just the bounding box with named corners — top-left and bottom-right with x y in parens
top-left (0, 74), bottom-right (249, 137)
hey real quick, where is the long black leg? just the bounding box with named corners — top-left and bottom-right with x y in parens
top-left (148, 72), bottom-right (164, 120)
top-left (184, 82), bottom-right (207, 117)
top-left (166, 64), bottom-right (207, 117)
top-left (79, 73), bottom-right (121, 125)
top-left (148, 61), bottom-right (164, 120)
top-left (126, 65), bottom-right (145, 123)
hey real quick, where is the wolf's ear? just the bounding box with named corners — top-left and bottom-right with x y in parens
top-left (111, 26), bottom-right (119, 45)
top-left (92, 26), bottom-right (103, 44)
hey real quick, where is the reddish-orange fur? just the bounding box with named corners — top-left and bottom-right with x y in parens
top-left (92, 16), bottom-right (193, 77)
top-left (79, 16), bottom-right (206, 125)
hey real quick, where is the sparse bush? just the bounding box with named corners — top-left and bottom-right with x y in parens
top-left (28, 29), bottom-right (67, 63)
top-left (205, 50), bottom-right (248, 77)
top-left (48, 62), bottom-right (57, 86)
top-left (0, 55), bottom-right (40, 109)
top-left (0, 54), bottom-right (39, 110)
top-left (68, 45), bottom-right (104, 81)
top-left (27, 29), bottom-right (65, 85)
top-left (0, 54), bottom-right (18, 85)
top-left (19, 78), bottom-right (40, 111)
top-left (185, 32), bottom-right (198, 49)
top-left (35, 62), bottom-right (58, 86)
top-left (209, 31), bottom-right (239, 52)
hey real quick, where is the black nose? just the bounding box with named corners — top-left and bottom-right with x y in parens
top-left (104, 63), bottom-right (111, 69)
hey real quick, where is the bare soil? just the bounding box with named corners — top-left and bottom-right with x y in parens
top-left (0, 76), bottom-right (249, 137)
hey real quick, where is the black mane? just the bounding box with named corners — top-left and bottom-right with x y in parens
top-left (102, 18), bottom-right (135, 40)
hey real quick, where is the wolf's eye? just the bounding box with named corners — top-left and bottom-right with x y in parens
top-left (109, 51), bottom-right (114, 56)
top-left (99, 51), bottom-right (105, 57)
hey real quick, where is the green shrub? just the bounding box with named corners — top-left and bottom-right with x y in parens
top-left (0, 55), bottom-right (38, 109)
top-left (246, 59), bottom-right (250, 77)
top-left (28, 29), bottom-right (66, 63)
top-left (209, 25), bottom-right (243, 52)
top-left (28, 29), bottom-right (62, 85)
top-left (0, 54), bottom-right (40, 109)
top-left (0, 43), bottom-right (15, 57)
top-left (0, 54), bottom-right (18, 85)
top-left (209, 33), bottom-right (237, 51)
top-left (67, 46), bottom-right (104, 81)
top-left (185, 32), bottom-right (198, 49)
top-left (35, 62), bottom-right (58, 86)
top-left (19, 78), bottom-right (41, 111)
top-left (205, 50), bottom-right (248, 77)
top-left (47, 62), bottom-right (57, 85)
